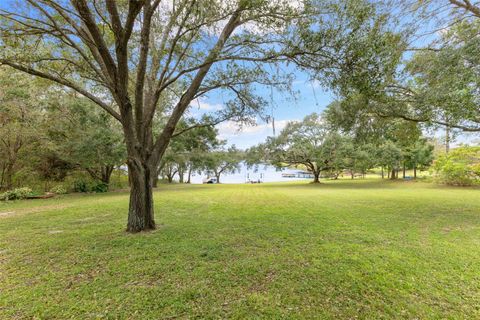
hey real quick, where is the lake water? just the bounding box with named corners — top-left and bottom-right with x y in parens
top-left (186, 163), bottom-right (313, 184)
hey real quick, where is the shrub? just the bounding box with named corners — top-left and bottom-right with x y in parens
top-left (433, 146), bottom-right (480, 186)
top-left (0, 187), bottom-right (33, 201)
top-left (90, 182), bottom-right (108, 193)
top-left (50, 185), bottom-right (67, 195)
top-left (73, 180), bottom-right (89, 193)
top-left (72, 179), bottom-right (108, 193)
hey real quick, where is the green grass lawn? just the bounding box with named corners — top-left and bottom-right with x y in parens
top-left (1, 180), bottom-right (479, 319)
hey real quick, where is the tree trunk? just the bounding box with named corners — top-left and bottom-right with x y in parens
top-left (4, 163), bottom-right (14, 190)
top-left (351, 170), bottom-right (354, 179)
top-left (101, 165), bottom-right (114, 186)
top-left (215, 173), bottom-right (221, 184)
top-left (445, 124), bottom-right (450, 154)
top-left (390, 168), bottom-right (396, 180)
top-left (0, 163), bottom-right (5, 190)
top-left (313, 171), bottom-right (320, 183)
top-left (402, 163), bottom-right (406, 179)
top-left (414, 166), bottom-right (417, 179)
top-left (186, 167), bottom-right (192, 184)
top-left (178, 168), bottom-right (184, 183)
top-left (381, 166), bottom-right (384, 179)
top-left (126, 160), bottom-right (155, 233)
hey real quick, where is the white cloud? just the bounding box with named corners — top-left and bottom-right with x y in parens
top-left (216, 119), bottom-right (297, 149)
top-left (217, 119), bottom-right (293, 138)
top-left (190, 98), bottom-right (222, 111)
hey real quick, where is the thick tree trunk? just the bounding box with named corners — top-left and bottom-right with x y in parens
top-left (390, 168), bottom-right (396, 180)
top-left (126, 160), bottom-right (155, 233)
top-left (414, 166), bottom-right (417, 179)
top-left (402, 163), bottom-right (406, 179)
top-left (215, 174), bottom-right (221, 184)
top-left (351, 170), bottom-right (354, 179)
top-left (313, 171), bottom-right (320, 183)
top-left (101, 165), bottom-right (114, 186)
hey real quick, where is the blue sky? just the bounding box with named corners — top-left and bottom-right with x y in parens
top-left (188, 76), bottom-right (334, 149)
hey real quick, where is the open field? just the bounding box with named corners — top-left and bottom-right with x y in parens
top-left (1, 180), bottom-right (480, 319)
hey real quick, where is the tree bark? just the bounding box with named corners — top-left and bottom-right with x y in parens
top-left (313, 171), bottom-right (320, 183)
top-left (390, 168), bottom-right (396, 180)
top-left (381, 166), bottom-right (384, 179)
top-left (101, 165), bottom-right (114, 185)
top-left (402, 163), bottom-right (406, 179)
top-left (186, 167), bottom-right (192, 184)
top-left (215, 173), bottom-right (221, 184)
top-left (445, 124), bottom-right (450, 154)
top-left (414, 166), bottom-right (417, 179)
top-left (178, 167), bottom-right (184, 183)
top-left (4, 163), bottom-right (14, 190)
top-left (126, 160), bottom-right (155, 232)
top-left (0, 163), bottom-right (5, 190)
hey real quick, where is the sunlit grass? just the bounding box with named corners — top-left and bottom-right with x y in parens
top-left (1, 179), bottom-right (479, 318)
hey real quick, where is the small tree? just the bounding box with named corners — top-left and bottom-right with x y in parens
top-left (156, 118), bottom-right (219, 185)
top-left (406, 139), bottom-right (434, 179)
top-left (204, 145), bottom-right (242, 183)
top-left (256, 113), bottom-right (345, 183)
top-left (337, 139), bottom-right (376, 179)
top-left (0, 70), bottom-right (45, 190)
top-left (45, 95), bottom-right (126, 187)
top-left (377, 141), bottom-right (402, 180)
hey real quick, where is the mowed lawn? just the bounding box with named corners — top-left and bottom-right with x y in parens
top-left (1, 180), bottom-right (480, 319)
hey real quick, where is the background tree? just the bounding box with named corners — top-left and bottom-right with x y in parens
top-left (204, 145), bottom-right (242, 183)
top-left (254, 113), bottom-right (346, 183)
top-left (0, 70), bottom-right (45, 190)
top-left (406, 138), bottom-right (434, 179)
top-left (325, 0), bottom-right (480, 137)
top-left (155, 118), bottom-right (219, 185)
top-left (377, 140), bottom-right (402, 180)
top-left (351, 143), bottom-right (376, 179)
top-left (45, 95), bottom-right (126, 187)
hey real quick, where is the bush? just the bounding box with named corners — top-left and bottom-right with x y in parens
top-left (90, 182), bottom-right (108, 193)
top-left (73, 179), bottom-right (108, 193)
top-left (73, 180), bottom-right (89, 193)
top-left (0, 187), bottom-right (33, 201)
top-left (50, 185), bottom-right (67, 195)
top-left (433, 146), bottom-right (480, 186)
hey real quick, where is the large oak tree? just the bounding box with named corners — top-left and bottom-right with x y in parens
top-left (0, 0), bottom-right (382, 231)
